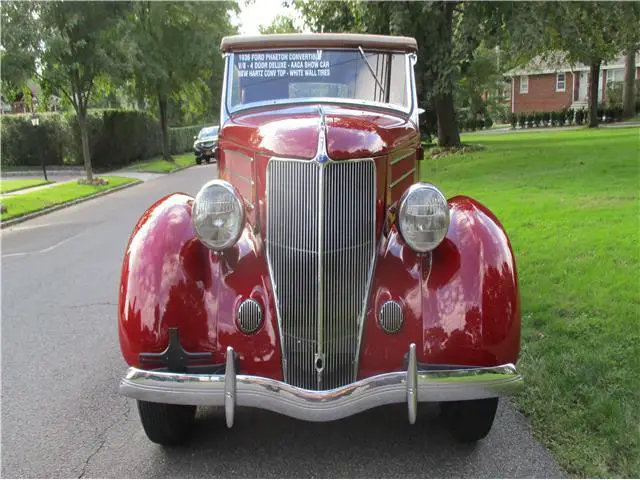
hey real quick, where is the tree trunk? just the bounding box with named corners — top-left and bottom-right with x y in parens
top-left (623, 49), bottom-right (636, 119)
top-left (78, 109), bottom-right (93, 182)
top-left (588, 61), bottom-right (601, 128)
top-left (158, 94), bottom-right (171, 161)
top-left (435, 2), bottom-right (460, 147)
top-left (436, 92), bottom-right (460, 147)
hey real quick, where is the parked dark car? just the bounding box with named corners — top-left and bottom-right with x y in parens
top-left (193, 126), bottom-right (219, 164)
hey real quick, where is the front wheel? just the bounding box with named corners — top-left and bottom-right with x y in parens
top-left (137, 400), bottom-right (196, 446)
top-left (440, 397), bottom-right (498, 443)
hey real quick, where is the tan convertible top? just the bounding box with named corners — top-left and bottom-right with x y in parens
top-left (220, 33), bottom-right (418, 53)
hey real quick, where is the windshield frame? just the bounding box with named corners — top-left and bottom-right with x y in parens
top-left (222, 48), bottom-right (415, 120)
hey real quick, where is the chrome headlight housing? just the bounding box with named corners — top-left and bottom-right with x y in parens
top-left (398, 183), bottom-right (450, 253)
top-left (193, 180), bottom-right (244, 250)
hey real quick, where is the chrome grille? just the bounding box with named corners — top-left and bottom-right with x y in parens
top-left (266, 159), bottom-right (375, 390)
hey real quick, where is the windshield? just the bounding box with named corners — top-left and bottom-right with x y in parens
top-left (226, 49), bottom-right (410, 113)
top-left (198, 127), bottom-right (218, 138)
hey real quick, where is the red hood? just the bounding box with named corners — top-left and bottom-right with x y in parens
top-left (220, 104), bottom-right (418, 160)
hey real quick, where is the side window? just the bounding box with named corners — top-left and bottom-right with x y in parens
top-left (388, 54), bottom-right (408, 108)
top-left (520, 75), bottom-right (529, 94)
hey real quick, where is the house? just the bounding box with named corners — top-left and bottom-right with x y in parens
top-left (506, 53), bottom-right (640, 113)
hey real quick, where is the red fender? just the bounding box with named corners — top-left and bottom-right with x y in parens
top-left (117, 193), bottom-right (283, 379)
top-left (357, 195), bottom-right (520, 378)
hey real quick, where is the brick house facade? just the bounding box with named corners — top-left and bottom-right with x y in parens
top-left (507, 54), bottom-right (640, 113)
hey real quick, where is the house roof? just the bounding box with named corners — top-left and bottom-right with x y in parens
top-left (220, 33), bottom-right (418, 53)
top-left (506, 52), bottom-right (640, 76)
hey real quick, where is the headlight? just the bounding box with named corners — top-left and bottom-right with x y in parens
top-left (398, 183), bottom-right (450, 252)
top-left (193, 180), bottom-right (244, 250)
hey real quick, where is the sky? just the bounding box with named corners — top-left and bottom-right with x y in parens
top-left (233, 0), bottom-right (302, 35)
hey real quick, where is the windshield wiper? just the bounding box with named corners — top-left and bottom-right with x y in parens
top-left (358, 46), bottom-right (386, 100)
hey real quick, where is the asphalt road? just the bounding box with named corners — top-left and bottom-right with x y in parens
top-left (1, 165), bottom-right (565, 478)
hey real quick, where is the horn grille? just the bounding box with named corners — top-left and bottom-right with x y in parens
top-left (237, 299), bottom-right (263, 334)
top-left (378, 300), bottom-right (403, 334)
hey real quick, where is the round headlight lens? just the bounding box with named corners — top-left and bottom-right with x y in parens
top-left (193, 180), bottom-right (244, 250)
top-left (398, 183), bottom-right (450, 252)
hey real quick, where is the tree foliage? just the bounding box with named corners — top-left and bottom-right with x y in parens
top-left (1, 1), bottom-right (132, 181)
top-left (127, 1), bottom-right (237, 159)
top-left (259, 14), bottom-right (300, 34)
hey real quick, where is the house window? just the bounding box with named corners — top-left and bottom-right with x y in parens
top-left (556, 73), bottom-right (566, 92)
top-left (520, 75), bottom-right (529, 94)
top-left (606, 68), bottom-right (625, 85)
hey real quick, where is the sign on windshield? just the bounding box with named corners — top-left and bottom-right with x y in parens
top-left (227, 49), bottom-right (409, 112)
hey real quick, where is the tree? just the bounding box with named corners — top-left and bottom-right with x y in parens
top-left (623, 50), bottom-right (637, 118)
top-left (1, 1), bottom-right (131, 182)
top-left (128, 2), bottom-right (237, 160)
top-left (259, 15), bottom-right (300, 34)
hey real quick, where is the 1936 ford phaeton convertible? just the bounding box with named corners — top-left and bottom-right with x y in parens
top-left (118, 33), bottom-right (523, 446)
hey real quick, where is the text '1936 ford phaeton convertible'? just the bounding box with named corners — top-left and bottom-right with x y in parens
top-left (118, 33), bottom-right (523, 446)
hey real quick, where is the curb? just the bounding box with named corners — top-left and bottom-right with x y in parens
top-left (0, 179), bottom-right (142, 229)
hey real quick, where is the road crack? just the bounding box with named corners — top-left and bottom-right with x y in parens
top-left (77, 399), bottom-right (131, 479)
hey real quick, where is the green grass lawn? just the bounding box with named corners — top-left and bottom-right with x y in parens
top-left (420, 127), bottom-right (640, 477)
top-left (0, 178), bottom-right (52, 194)
top-left (126, 153), bottom-right (196, 173)
top-left (0, 176), bottom-right (139, 222)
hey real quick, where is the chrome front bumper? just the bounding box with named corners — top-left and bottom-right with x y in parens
top-left (119, 344), bottom-right (523, 427)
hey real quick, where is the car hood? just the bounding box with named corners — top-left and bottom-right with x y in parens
top-left (220, 104), bottom-right (417, 160)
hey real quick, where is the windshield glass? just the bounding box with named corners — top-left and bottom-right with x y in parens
top-left (198, 127), bottom-right (218, 138)
top-left (226, 49), bottom-right (410, 112)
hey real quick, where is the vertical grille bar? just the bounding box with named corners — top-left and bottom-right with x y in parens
top-left (267, 159), bottom-right (375, 390)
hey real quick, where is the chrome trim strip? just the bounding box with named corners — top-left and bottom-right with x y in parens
top-left (390, 168), bottom-right (416, 188)
top-left (390, 150), bottom-right (414, 165)
top-left (316, 164), bottom-right (325, 388)
top-left (120, 355), bottom-right (524, 423)
top-left (264, 163), bottom-right (289, 383)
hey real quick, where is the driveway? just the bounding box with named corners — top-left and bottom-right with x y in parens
top-left (1, 164), bottom-right (564, 478)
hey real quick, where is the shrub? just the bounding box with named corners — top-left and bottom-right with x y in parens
top-left (558, 109), bottom-right (567, 126)
top-left (510, 112), bottom-right (517, 129)
top-left (550, 110), bottom-right (558, 127)
top-left (169, 125), bottom-right (206, 154)
top-left (466, 118), bottom-right (476, 131)
top-left (1, 109), bottom-right (214, 169)
top-left (483, 115), bottom-right (494, 129)
top-left (518, 112), bottom-right (527, 129)
top-left (533, 112), bottom-right (542, 127)
top-left (575, 109), bottom-right (585, 125)
top-left (566, 108), bottom-right (575, 125)
top-left (0, 113), bottom-right (71, 167)
top-left (526, 113), bottom-right (535, 128)
top-left (542, 111), bottom-right (551, 127)
top-left (476, 118), bottom-right (485, 130)
top-left (66, 109), bottom-right (162, 169)
top-left (596, 106), bottom-right (605, 121)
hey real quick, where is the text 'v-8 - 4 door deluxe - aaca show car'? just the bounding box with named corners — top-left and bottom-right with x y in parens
top-left (118, 33), bottom-right (523, 446)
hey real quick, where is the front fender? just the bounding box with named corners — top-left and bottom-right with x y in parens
top-left (118, 193), bottom-right (283, 378)
top-left (358, 195), bottom-right (520, 378)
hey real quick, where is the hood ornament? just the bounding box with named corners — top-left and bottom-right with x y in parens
top-left (315, 106), bottom-right (330, 164)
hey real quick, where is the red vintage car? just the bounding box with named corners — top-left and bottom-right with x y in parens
top-left (118, 33), bottom-right (522, 446)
